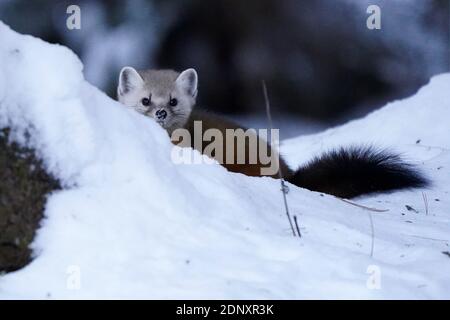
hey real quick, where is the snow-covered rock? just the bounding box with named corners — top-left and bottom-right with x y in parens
top-left (0, 21), bottom-right (449, 299)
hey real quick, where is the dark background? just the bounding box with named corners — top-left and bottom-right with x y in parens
top-left (0, 0), bottom-right (448, 135)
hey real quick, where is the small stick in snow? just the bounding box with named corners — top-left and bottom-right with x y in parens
top-left (405, 205), bottom-right (419, 214)
top-left (368, 211), bottom-right (375, 258)
top-left (401, 234), bottom-right (449, 243)
top-left (262, 80), bottom-right (299, 237)
top-left (338, 197), bottom-right (377, 257)
top-left (338, 198), bottom-right (389, 213)
top-left (422, 192), bottom-right (429, 216)
top-left (294, 215), bottom-right (302, 238)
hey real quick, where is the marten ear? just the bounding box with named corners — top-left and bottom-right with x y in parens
top-left (176, 68), bottom-right (198, 98)
top-left (118, 66), bottom-right (144, 96)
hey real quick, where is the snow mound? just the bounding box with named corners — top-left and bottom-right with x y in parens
top-left (0, 22), bottom-right (449, 299)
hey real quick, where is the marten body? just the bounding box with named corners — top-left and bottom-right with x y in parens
top-left (117, 67), bottom-right (428, 198)
top-left (179, 109), bottom-right (292, 178)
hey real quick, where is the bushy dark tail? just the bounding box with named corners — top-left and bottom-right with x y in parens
top-left (286, 146), bottom-right (428, 198)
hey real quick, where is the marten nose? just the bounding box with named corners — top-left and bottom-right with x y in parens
top-left (155, 109), bottom-right (167, 120)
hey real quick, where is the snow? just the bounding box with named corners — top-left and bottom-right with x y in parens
top-left (0, 21), bottom-right (449, 299)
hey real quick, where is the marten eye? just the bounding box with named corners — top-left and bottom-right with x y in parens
top-left (169, 98), bottom-right (178, 107)
top-left (141, 97), bottom-right (150, 106)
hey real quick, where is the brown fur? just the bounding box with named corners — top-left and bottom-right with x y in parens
top-left (171, 109), bottom-right (292, 178)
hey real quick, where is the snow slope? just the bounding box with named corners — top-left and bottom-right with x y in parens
top-left (0, 21), bottom-right (449, 299)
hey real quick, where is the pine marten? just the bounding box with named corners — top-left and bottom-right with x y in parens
top-left (117, 67), bottom-right (428, 198)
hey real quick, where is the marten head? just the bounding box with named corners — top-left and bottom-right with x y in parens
top-left (117, 67), bottom-right (197, 132)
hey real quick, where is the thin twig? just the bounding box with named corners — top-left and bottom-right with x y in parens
top-left (262, 80), bottom-right (297, 237)
top-left (368, 211), bottom-right (375, 258)
top-left (294, 215), bottom-right (302, 238)
top-left (338, 198), bottom-right (389, 212)
top-left (401, 234), bottom-right (449, 242)
top-left (338, 197), bottom-right (377, 257)
top-left (422, 192), bottom-right (429, 216)
top-left (409, 143), bottom-right (450, 152)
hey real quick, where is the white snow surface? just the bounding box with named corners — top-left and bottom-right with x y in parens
top-left (0, 22), bottom-right (449, 299)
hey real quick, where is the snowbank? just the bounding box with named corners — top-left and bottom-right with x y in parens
top-left (0, 21), bottom-right (449, 299)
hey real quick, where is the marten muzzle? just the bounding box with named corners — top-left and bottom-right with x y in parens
top-left (155, 109), bottom-right (167, 121)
